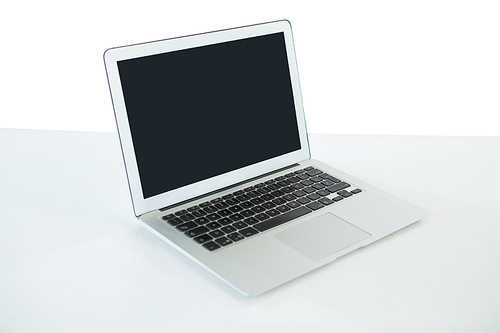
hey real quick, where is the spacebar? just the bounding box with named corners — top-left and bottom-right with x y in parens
top-left (254, 206), bottom-right (312, 232)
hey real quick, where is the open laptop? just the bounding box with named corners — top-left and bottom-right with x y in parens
top-left (104, 20), bottom-right (427, 296)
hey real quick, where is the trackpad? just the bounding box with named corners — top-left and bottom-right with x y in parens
top-left (274, 213), bottom-right (371, 261)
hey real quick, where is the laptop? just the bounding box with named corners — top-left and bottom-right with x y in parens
top-left (104, 20), bottom-right (427, 296)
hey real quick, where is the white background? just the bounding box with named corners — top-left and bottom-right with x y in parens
top-left (1, 0), bottom-right (499, 136)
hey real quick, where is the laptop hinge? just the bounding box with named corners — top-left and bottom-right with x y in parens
top-left (159, 163), bottom-right (300, 212)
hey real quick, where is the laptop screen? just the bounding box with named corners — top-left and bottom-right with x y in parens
top-left (117, 32), bottom-right (302, 199)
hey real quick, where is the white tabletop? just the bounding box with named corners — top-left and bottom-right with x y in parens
top-left (1, 129), bottom-right (499, 332)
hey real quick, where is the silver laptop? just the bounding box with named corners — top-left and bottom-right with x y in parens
top-left (104, 20), bottom-right (427, 296)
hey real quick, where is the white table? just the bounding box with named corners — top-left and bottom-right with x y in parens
top-left (1, 129), bottom-right (499, 332)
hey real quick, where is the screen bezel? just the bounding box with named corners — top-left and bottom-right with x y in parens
top-left (104, 20), bottom-right (310, 216)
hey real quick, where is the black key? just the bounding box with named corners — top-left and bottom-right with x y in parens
top-left (307, 193), bottom-right (321, 201)
top-left (246, 191), bottom-right (260, 198)
top-left (192, 209), bottom-right (207, 217)
top-left (267, 184), bottom-right (280, 191)
top-left (184, 225), bottom-right (210, 237)
top-left (166, 217), bottom-right (183, 226)
top-left (251, 205), bottom-right (266, 213)
top-left (292, 190), bottom-right (306, 197)
top-left (283, 194), bottom-right (296, 201)
top-left (162, 214), bottom-right (175, 220)
top-left (291, 183), bottom-right (305, 190)
top-left (218, 217), bottom-right (233, 225)
top-left (199, 201), bottom-right (211, 207)
top-left (326, 182), bottom-right (351, 193)
top-left (233, 190), bottom-right (245, 196)
top-left (262, 202), bottom-right (276, 209)
top-left (221, 225), bottom-right (236, 233)
top-left (317, 190), bottom-right (330, 197)
top-left (272, 198), bottom-right (286, 206)
top-left (351, 188), bottom-right (362, 194)
top-left (305, 169), bottom-right (323, 177)
top-left (324, 175), bottom-right (341, 183)
top-left (318, 197), bottom-right (334, 206)
top-left (255, 213), bottom-right (270, 221)
top-left (193, 234), bottom-right (213, 244)
top-left (312, 183), bottom-right (325, 190)
top-left (254, 206), bottom-right (312, 232)
top-left (228, 205), bottom-right (244, 213)
top-left (281, 186), bottom-right (295, 193)
top-left (287, 176), bottom-right (300, 183)
top-left (225, 198), bottom-right (240, 205)
top-left (272, 197), bottom-right (287, 205)
top-left (243, 217), bottom-right (259, 225)
top-left (240, 201), bottom-right (254, 209)
top-left (206, 213), bottom-right (222, 221)
top-left (303, 166), bottom-right (314, 171)
top-left (176, 221), bottom-right (197, 232)
top-left (296, 174), bottom-right (309, 180)
top-left (271, 190), bottom-right (285, 197)
top-left (240, 227), bottom-right (259, 238)
top-left (301, 179), bottom-right (314, 186)
top-left (194, 217), bottom-right (210, 225)
top-left (338, 190), bottom-right (353, 198)
top-left (286, 201), bottom-right (301, 209)
top-left (203, 206), bottom-right (218, 213)
top-left (235, 194), bottom-right (251, 202)
top-left (250, 197), bottom-right (265, 205)
top-left (202, 241), bottom-right (220, 251)
top-left (211, 198), bottom-right (223, 204)
top-left (277, 180), bottom-right (291, 187)
top-left (175, 210), bottom-right (188, 216)
top-left (276, 205), bottom-right (291, 212)
top-left (180, 213), bottom-right (195, 221)
top-left (302, 187), bottom-right (316, 193)
top-left (310, 176), bottom-right (323, 183)
top-left (306, 201), bottom-right (324, 210)
top-left (206, 222), bottom-right (222, 230)
top-left (301, 187), bottom-right (316, 194)
top-left (261, 194), bottom-right (274, 201)
top-left (257, 187), bottom-right (271, 194)
top-left (218, 209), bottom-right (232, 217)
top-left (215, 237), bottom-right (232, 246)
top-left (244, 186), bottom-right (255, 192)
top-left (332, 196), bottom-right (344, 202)
top-left (240, 209), bottom-right (255, 217)
top-left (232, 221), bottom-right (248, 229)
top-left (229, 213), bottom-right (244, 221)
top-left (227, 233), bottom-right (244, 242)
top-left (297, 197), bottom-right (311, 204)
top-left (321, 180), bottom-right (335, 187)
top-left (222, 194), bottom-right (233, 200)
top-left (214, 202), bottom-right (229, 209)
top-left (266, 209), bottom-right (280, 217)
top-left (209, 230), bottom-right (224, 238)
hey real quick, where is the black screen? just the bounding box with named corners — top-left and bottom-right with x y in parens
top-left (118, 32), bottom-right (301, 199)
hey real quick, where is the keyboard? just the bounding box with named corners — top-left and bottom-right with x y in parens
top-left (161, 167), bottom-right (362, 251)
